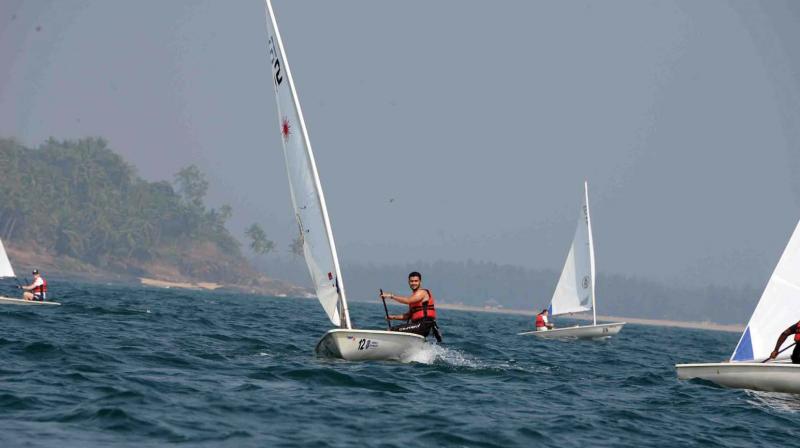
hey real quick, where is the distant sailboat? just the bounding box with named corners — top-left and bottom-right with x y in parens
top-left (263, 0), bottom-right (427, 361)
top-left (0, 238), bottom-right (60, 306)
top-left (519, 182), bottom-right (624, 339)
top-left (677, 218), bottom-right (800, 393)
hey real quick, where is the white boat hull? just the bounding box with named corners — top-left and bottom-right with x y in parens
top-left (518, 322), bottom-right (625, 339)
top-left (0, 296), bottom-right (61, 306)
top-left (676, 362), bottom-right (800, 394)
top-left (315, 329), bottom-right (427, 361)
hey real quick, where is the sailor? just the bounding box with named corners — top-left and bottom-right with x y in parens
top-left (21, 269), bottom-right (47, 301)
top-left (768, 320), bottom-right (800, 364)
top-left (535, 308), bottom-right (554, 331)
top-left (380, 271), bottom-right (442, 342)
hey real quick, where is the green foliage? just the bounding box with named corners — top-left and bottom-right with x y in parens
top-left (174, 164), bottom-right (209, 209)
top-left (0, 137), bottom-right (242, 265)
top-left (245, 223), bottom-right (274, 255)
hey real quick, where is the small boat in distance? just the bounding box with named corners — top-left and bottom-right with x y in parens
top-left (263, 0), bottom-right (427, 361)
top-left (0, 238), bottom-right (60, 306)
top-left (519, 182), bottom-right (624, 339)
top-left (676, 218), bottom-right (800, 393)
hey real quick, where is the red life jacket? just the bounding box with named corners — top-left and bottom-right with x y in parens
top-left (33, 277), bottom-right (47, 296)
top-left (409, 289), bottom-right (436, 321)
top-left (536, 314), bottom-right (546, 328)
top-left (794, 321), bottom-right (800, 342)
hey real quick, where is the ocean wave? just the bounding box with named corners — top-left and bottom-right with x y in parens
top-left (0, 282), bottom-right (793, 447)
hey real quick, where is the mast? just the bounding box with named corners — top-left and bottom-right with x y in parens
top-left (584, 180), bottom-right (597, 326)
top-left (264, 0), bottom-right (351, 329)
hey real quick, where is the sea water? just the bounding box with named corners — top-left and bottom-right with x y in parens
top-left (0, 281), bottom-right (797, 447)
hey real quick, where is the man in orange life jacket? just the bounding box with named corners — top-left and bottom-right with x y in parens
top-left (21, 269), bottom-right (47, 301)
top-left (768, 319), bottom-right (800, 364)
top-left (380, 271), bottom-right (442, 342)
top-left (535, 308), bottom-right (554, 331)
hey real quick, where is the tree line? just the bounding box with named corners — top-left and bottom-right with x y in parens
top-left (0, 137), bottom-right (251, 271)
top-left (340, 260), bottom-right (758, 325)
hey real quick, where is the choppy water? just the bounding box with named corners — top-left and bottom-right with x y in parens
top-left (1, 281), bottom-right (799, 447)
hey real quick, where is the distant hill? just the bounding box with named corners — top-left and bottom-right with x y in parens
top-left (0, 137), bottom-right (304, 295)
top-left (255, 257), bottom-right (760, 325)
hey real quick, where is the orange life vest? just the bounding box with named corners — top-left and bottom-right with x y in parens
top-left (536, 313), bottom-right (546, 328)
top-left (409, 289), bottom-right (436, 321)
top-left (33, 277), bottom-right (47, 296)
top-left (794, 321), bottom-right (800, 342)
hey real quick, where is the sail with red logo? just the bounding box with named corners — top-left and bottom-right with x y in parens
top-left (264, 0), bottom-right (348, 328)
top-left (263, 0), bottom-right (427, 361)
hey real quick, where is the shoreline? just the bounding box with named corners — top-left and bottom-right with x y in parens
top-left (139, 277), bottom-right (222, 291)
top-left (5, 245), bottom-right (310, 297)
top-left (436, 303), bottom-right (744, 333)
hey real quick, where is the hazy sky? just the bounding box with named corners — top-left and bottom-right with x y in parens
top-left (2, 1), bottom-right (800, 288)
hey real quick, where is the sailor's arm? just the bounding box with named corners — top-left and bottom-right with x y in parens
top-left (770, 325), bottom-right (796, 358)
top-left (381, 290), bottom-right (428, 305)
top-left (22, 277), bottom-right (42, 291)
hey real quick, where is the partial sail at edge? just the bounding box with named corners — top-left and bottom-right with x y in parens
top-left (0, 239), bottom-right (15, 278)
top-left (263, 0), bottom-right (350, 328)
top-left (731, 219), bottom-right (800, 362)
top-left (549, 183), bottom-right (594, 316)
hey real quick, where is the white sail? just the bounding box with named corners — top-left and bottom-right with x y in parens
top-left (731, 218), bottom-right (800, 362)
top-left (549, 182), bottom-right (595, 318)
top-left (264, 0), bottom-right (351, 328)
top-left (0, 238), bottom-right (14, 278)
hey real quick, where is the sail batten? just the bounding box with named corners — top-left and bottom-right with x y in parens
top-left (264, 0), bottom-right (351, 328)
top-left (0, 239), bottom-right (15, 278)
top-left (731, 219), bottom-right (800, 362)
top-left (548, 182), bottom-right (594, 317)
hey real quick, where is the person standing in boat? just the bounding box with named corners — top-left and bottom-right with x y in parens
top-left (768, 320), bottom-right (800, 363)
top-left (21, 269), bottom-right (47, 301)
top-left (380, 272), bottom-right (442, 342)
top-left (535, 308), bottom-right (554, 331)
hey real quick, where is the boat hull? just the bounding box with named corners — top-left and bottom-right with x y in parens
top-left (0, 296), bottom-right (61, 306)
top-left (676, 362), bottom-right (800, 394)
top-left (315, 329), bottom-right (427, 361)
top-left (518, 322), bottom-right (625, 339)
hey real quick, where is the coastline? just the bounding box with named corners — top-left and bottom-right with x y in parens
top-left (436, 303), bottom-right (744, 333)
top-left (140, 277), bottom-right (222, 291)
top-left (5, 245), bottom-right (309, 297)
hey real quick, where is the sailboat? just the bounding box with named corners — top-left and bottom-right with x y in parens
top-left (519, 182), bottom-right (624, 339)
top-left (0, 238), bottom-right (60, 306)
top-left (263, 0), bottom-right (428, 361)
top-left (676, 218), bottom-right (800, 393)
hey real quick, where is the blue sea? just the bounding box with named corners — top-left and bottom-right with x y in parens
top-left (1, 281), bottom-right (798, 447)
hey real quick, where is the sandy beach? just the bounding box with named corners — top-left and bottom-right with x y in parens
top-left (140, 277), bottom-right (222, 291)
top-left (436, 303), bottom-right (744, 333)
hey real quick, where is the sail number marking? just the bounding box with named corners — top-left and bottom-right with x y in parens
top-left (357, 339), bottom-right (376, 350)
top-left (268, 36), bottom-right (283, 87)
